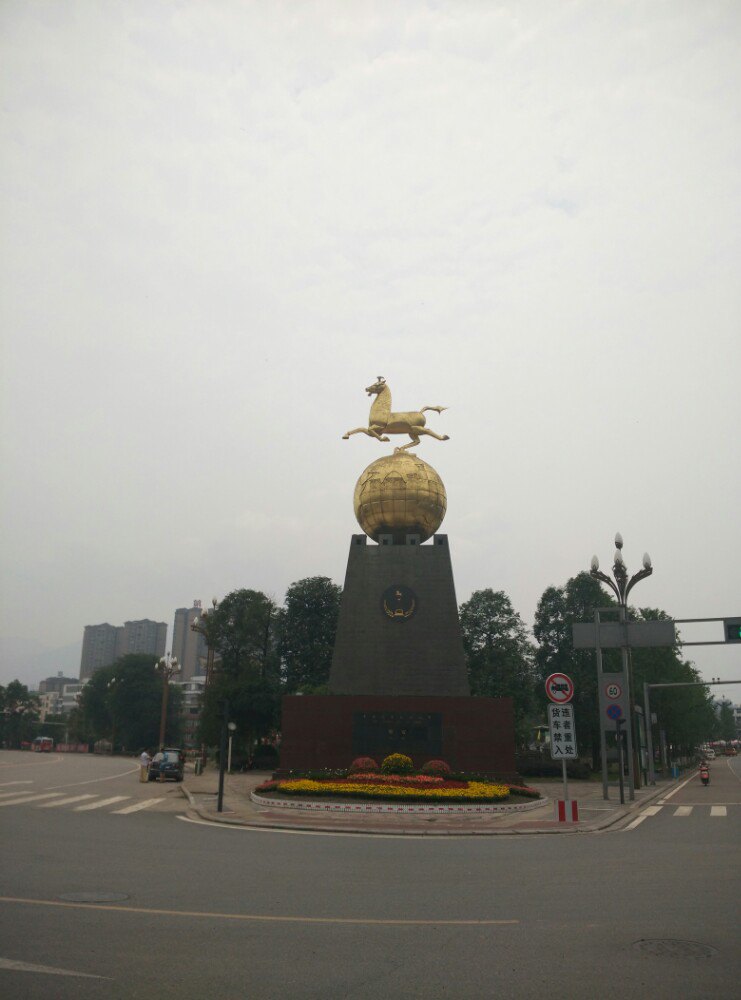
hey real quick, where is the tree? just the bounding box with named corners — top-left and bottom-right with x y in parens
top-left (76, 655), bottom-right (182, 751)
top-left (533, 572), bottom-right (618, 767)
top-left (459, 589), bottom-right (536, 743)
top-left (716, 699), bottom-right (736, 742)
top-left (630, 608), bottom-right (716, 754)
top-left (278, 576), bottom-right (342, 694)
top-left (0, 680), bottom-right (40, 748)
top-left (199, 589), bottom-right (281, 757)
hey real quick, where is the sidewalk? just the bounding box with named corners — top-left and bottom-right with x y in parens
top-left (180, 767), bottom-right (684, 836)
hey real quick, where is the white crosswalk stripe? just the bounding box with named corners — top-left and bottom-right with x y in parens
top-left (112, 797), bottom-right (165, 814)
top-left (710, 806), bottom-right (727, 817)
top-left (0, 780), bottom-right (33, 787)
top-left (674, 806), bottom-right (693, 816)
top-left (0, 788), bottom-right (178, 816)
top-left (73, 796), bottom-right (130, 811)
top-left (0, 792), bottom-right (64, 806)
top-left (37, 794), bottom-right (97, 808)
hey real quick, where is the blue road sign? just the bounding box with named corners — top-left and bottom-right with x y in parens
top-left (606, 703), bottom-right (623, 721)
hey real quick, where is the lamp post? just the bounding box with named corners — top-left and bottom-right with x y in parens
top-left (590, 533), bottom-right (653, 793)
top-left (106, 674), bottom-right (120, 754)
top-left (157, 653), bottom-right (180, 750)
top-left (191, 597), bottom-right (218, 767)
top-left (227, 721), bottom-right (237, 773)
top-left (191, 597), bottom-right (219, 688)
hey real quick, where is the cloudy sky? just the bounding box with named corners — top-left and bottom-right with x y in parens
top-left (1, 1), bottom-right (739, 702)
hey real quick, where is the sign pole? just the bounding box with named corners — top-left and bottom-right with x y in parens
top-left (615, 718), bottom-right (625, 805)
top-left (561, 758), bottom-right (569, 804)
top-left (618, 604), bottom-right (636, 800)
top-left (595, 610), bottom-right (609, 801)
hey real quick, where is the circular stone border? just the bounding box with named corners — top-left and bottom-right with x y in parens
top-left (251, 791), bottom-right (547, 815)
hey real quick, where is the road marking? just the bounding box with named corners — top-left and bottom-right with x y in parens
top-left (112, 798), bottom-right (164, 814)
top-left (656, 770), bottom-right (700, 805)
top-left (45, 765), bottom-right (139, 790)
top-left (710, 806), bottom-right (727, 817)
top-left (0, 792), bottom-right (64, 807)
top-left (0, 896), bottom-right (518, 927)
top-left (73, 796), bottom-right (129, 811)
top-left (36, 794), bottom-right (97, 808)
top-left (0, 790), bottom-right (37, 799)
top-left (674, 806), bottom-right (693, 816)
top-left (0, 957), bottom-right (108, 979)
top-left (623, 805), bottom-right (662, 831)
top-left (0, 781), bottom-right (33, 787)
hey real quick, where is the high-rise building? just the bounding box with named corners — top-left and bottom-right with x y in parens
top-left (115, 619), bottom-right (168, 661)
top-left (79, 624), bottom-right (120, 680)
top-left (172, 602), bottom-right (208, 682)
top-left (79, 619), bottom-right (168, 679)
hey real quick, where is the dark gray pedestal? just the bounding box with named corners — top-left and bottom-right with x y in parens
top-left (328, 534), bottom-right (470, 697)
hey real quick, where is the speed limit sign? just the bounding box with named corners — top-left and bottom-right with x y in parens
top-left (605, 682), bottom-right (622, 700)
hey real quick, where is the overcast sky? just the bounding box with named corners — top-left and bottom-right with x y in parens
top-left (1, 1), bottom-right (739, 701)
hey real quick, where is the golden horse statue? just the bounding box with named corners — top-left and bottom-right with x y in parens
top-left (342, 376), bottom-right (449, 452)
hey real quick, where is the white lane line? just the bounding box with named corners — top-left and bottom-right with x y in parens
top-left (73, 796), bottom-right (129, 812)
top-left (0, 790), bottom-right (37, 799)
top-left (45, 765), bottom-right (139, 790)
top-left (112, 797), bottom-right (165, 815)
top-left (0, 793), bottom-right (64, 807)
top-left (0, 957), bottom-right (108, 979)
top-left (0, 781), bottom-right (33, 787)
top-left (36, 794), bottom-right (97, 809)
top-left (656, 770), bottom-right (700, 805)
top-left (674, 806), bottom-right (693, 816)
top-left (710, 806), bottom-right (727, 817)
top-left (623, 804), bottom-right (663, 831)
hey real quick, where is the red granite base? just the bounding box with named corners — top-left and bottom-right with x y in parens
top-left (278, 695), bottom-right (517, 781)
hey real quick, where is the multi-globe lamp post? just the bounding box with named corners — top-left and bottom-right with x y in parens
top-left (191, 598), bottom-right (219, 768)
top-left (157, 652), bottom-right (180, 750)
top-left (590, 533), bottom-right (653, 793)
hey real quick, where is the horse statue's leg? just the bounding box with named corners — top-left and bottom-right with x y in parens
top-left (414, 427), bottom-right (449, 443)
top-left (394, 435), bottom-right (421, 453)
top-left (343, 427), bottom-right (391, 442)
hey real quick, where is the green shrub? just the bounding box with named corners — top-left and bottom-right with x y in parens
top-left (381, 753), bottom-right (414, 775)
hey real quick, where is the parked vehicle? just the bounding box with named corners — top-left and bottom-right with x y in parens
top-left (148, 749), bottom-right (184, 782)
top-left (32, 736), bottom-right (54, 753)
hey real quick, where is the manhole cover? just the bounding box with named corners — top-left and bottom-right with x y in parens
top-left (58, 892), bottom-right (129, 903)
top-left (633, 939), bottom-right (717, 959)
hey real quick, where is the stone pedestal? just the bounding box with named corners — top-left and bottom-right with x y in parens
top-left (328, 534), bottom-right (469, 696)
top-left (279, 694), bottom-right (517, 781)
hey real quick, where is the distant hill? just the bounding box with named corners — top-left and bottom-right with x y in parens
top-left (0, 637), bottom-right (81, 688)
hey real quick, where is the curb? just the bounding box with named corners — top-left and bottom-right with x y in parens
top-left (181, 777), bottom-right (680, 837)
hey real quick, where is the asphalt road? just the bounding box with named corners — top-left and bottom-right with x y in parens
top-left (1, 751), bottom-right (739, 999)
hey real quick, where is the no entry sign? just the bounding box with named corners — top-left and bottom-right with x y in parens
top-left (545, 672), bottom-right (574, 704)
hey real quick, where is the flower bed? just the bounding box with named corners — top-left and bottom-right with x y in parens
top-left (256, 776), bottom-right (515, 803)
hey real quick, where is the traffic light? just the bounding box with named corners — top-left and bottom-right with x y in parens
top-left (724, 618), bottom-right (741, 642)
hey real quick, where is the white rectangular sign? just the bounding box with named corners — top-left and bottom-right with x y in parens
top-left (549, 704), bottom-right (578, 759)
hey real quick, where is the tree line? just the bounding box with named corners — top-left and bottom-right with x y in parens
top-left (2, 572), bottom-right (733, 761)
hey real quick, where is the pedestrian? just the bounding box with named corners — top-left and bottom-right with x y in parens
top-left (139, 749), bottom-right (151, 783)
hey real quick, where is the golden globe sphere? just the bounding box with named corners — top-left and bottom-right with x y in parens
top-left (353, 452), bottom-right (447, 543)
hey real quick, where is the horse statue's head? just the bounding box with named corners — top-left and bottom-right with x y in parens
top-left (365, 376), bottom-right (387, 397)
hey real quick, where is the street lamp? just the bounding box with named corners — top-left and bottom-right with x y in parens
top-left (590, 533), bottom-right (653, 793)
top-left (157, 653), bottom-right (180, 750)
top-left (106, 674), bottom-right (121, 754)
top-left (191, 598), bottom-right (218, 767)
top-left (191, 597), bottom-right (219, 688)
top-left (227, 721), bottom-right (237, 773)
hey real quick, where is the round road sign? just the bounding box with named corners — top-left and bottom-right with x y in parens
top-left (607, 703), bottom-right (623, 720)
top-left (605, 682), bottom-right (622, 700)
top-left (545, 672), bottom-right (574, 704)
